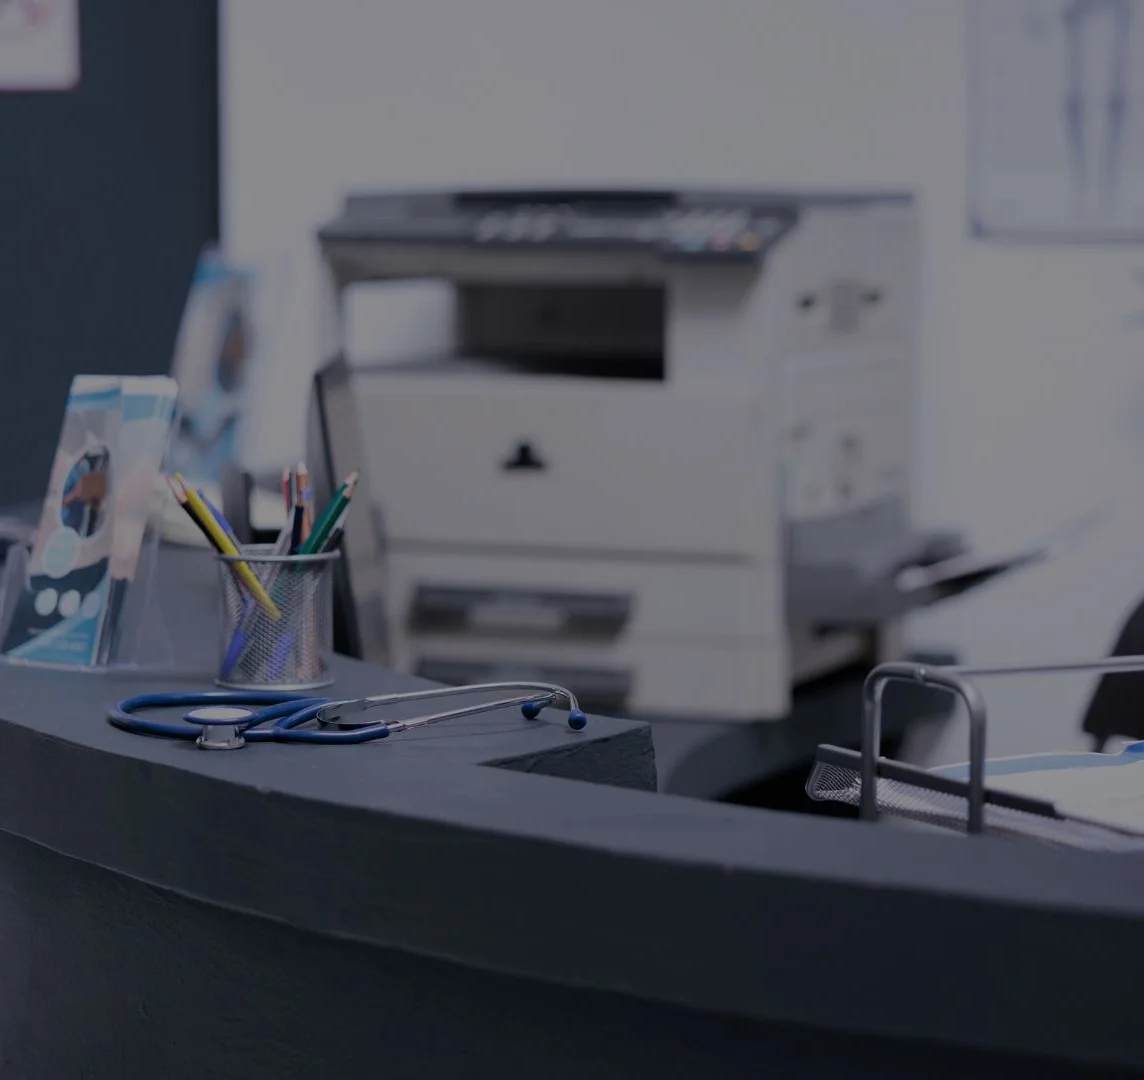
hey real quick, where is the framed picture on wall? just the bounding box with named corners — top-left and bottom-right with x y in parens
top-left (967, 0), bottom-right (1144, 242)
top-left (0, 0), bottom-right (80, 91)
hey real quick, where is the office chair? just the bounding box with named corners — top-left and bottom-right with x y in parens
top-left (1082, 595), bottom-right (1144, 750)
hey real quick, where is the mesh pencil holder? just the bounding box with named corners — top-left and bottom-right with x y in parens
top-left (214, 544), bottom-right (339, 691)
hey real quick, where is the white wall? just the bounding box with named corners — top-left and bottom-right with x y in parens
top-left (223, 0), bottom-right (1144, 760)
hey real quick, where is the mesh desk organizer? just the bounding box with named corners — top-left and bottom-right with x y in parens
top-left (807, 657), bottom-right (1144, 852)
top-left (214, 544), bottom-right (338, 690)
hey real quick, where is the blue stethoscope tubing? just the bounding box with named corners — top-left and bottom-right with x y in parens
top-left (108, 691), bottom-right (364, 743)
top-left (108, 687), bottom-right (586, 745)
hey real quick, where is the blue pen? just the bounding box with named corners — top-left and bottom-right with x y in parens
top-left (266, 632), bottom-right (295, 682)
top-left (219, 597), bottom-right (255, 680)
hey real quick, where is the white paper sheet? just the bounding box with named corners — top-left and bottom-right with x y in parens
top-left (987, 756), bottom-right (1144, 833)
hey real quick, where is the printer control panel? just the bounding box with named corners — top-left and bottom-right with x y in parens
top-left (321, 190), bottom-right (809, 261)
top-left (471, 203), bottom-right (790, 257)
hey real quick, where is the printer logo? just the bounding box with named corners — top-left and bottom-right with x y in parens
top-left (502, 440), bottom-right (547, 471)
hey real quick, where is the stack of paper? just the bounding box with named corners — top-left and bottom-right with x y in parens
top-left (933, 748), bottom-right (1144, 836)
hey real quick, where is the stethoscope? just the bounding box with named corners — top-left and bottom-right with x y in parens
top-left (108, 682), bottom-right (588, 750)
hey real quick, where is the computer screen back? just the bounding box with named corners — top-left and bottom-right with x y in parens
top-left (306, 355), bottom-right (390, 664)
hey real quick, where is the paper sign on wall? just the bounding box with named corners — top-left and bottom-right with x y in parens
top-left (0, 0), bottom-right (79, 91)
top-left (968, 0), bottom-right (1144, 242)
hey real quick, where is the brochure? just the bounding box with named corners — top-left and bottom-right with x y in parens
top-left (1, 374), bottom-right (179, 667)
top-left (2, 376), bottom-right (123, 664)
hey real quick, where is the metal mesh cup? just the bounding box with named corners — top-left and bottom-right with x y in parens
top-left (214, 544), bottom-right (339, 690)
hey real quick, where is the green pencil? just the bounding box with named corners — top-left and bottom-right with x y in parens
top-left (301, 471), bottom-right (358, 555)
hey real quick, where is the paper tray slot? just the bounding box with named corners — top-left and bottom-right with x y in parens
top-left (409, 585), bottom-right (631, 639)
top-left (788, 548), bottom-right (1043, 627)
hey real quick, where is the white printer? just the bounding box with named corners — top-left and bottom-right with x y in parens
top-left (314, 188), bottom-right (1005, 722)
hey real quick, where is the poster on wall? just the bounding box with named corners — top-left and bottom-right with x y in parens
top-left (0, 0), bottom-right (79, 91)
top-left (167, 249), bottom-right (260, 488)
top-left (967, 0), bottom-right (1144, 241)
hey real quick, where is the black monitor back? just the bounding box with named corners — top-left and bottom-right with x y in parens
top-left (306, 356), bottom-right (389, 664)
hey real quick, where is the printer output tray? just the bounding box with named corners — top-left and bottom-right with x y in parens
top-left (788, 546), bottom-right (1044, 626)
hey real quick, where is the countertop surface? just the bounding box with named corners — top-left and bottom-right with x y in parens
top-left (1, 545), bottom-right (1144, 1071)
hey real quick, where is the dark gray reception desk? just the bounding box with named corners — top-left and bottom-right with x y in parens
top-left (0, 548), bottom-right (1141, 1078)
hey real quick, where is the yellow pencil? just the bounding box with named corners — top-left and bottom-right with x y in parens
top-left (175, 474), bottom-right (282, 621)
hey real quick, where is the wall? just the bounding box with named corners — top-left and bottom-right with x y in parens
top-left (222, 0), bottom-right (1144, 760)
top-left (0, 0), bottom-right (218, 507)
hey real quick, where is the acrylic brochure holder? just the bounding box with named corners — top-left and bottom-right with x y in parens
top-left (0, 509), bottom-right (174, 676)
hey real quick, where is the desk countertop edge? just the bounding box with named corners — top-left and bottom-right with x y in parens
top-left (0, 700), bottom-right (1144, 1069)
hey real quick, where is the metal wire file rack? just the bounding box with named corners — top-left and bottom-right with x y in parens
top-left (806, 656), bottom-right (1144, 851)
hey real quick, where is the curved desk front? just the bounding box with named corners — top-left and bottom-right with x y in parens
top-left (0, 549), bottom-right (1140, 1078)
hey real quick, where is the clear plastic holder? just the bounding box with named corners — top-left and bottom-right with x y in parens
top-left (0, 383), bottom-right (181, 677)
top-left (214, 544), bottom-right (338, 691)
top-left (0, 513), bottom-right (174, 676)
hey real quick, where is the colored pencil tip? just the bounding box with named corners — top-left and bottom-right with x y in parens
top-left (166, 473), bottom-right (187, 501)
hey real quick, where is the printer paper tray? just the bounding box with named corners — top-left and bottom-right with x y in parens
top-left (789, 547), bottom-right (1044, 627)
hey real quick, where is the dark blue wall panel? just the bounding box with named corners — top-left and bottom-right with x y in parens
top-left (0, 0), bottom-right (218, 506)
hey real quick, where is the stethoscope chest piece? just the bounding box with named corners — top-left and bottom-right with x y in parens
top-left (184, 705), bottom-right (256, 750)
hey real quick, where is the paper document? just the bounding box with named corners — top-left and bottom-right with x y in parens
top-left (935, 747), bottom-right (1144, 835)
top-left (894, 549), bottom-right (1044, 596)
top-left (895, 508), bottom-right (1108, 595)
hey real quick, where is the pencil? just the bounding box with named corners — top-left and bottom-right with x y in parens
top-left (319, 502), bottom-right (351, 554)
top-left (167, 475), bottom-right (222, 551)
top-left (302, 471), bottom-right (358, 556)
top-left (297, 463), bottom-right (313, 542)
top-left (220, 517), bottom-right (296, 681)
top-left (199, 490), bottom-right (239, 545)
top-left (168, 476), bottom-right (258, 619)
top-left (174, 473), bottom-right (282, 620)
top-left (293, 498), bottom-right (351, 682)
top-left (288, 477), bottom-right (303, 555)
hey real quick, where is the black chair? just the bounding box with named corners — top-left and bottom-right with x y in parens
top-left (1082, 597), bottom-right (1144, 750)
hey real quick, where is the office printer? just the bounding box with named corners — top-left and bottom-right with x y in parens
top-left (314, 188), bottom-right (1016, 722)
